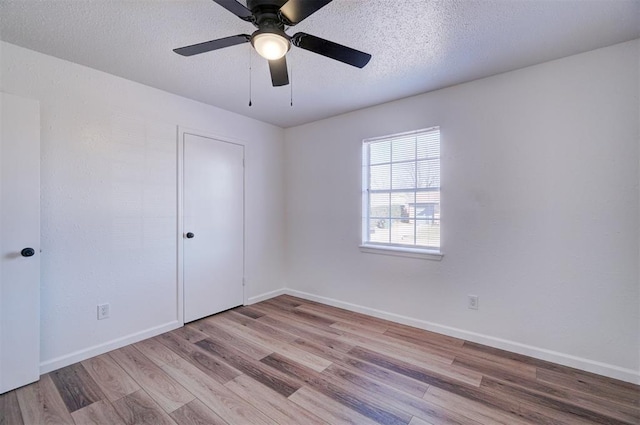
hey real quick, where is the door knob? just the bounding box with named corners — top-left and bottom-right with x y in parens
top-left (21, 248), bottom-right (35, 257)
top-left (185, 232), bottom-right (195, 239)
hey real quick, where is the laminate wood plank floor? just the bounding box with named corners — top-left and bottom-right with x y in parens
top-left (2, 295), bottom-right (638, 425)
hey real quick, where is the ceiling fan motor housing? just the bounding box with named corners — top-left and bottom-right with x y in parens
top-left (247, 0), bottom-right (289, 27)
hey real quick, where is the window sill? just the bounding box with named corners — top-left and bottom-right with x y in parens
top-left (359, 244), bottom-right (443, 261)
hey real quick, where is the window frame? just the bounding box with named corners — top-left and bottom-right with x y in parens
top-left (360, 127), bottom-right (443, 260)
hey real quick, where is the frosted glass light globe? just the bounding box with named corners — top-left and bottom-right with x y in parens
top-left (253, 33), bottom-right (290, 60)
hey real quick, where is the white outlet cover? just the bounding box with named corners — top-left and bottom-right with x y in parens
top-left (97, 303), bottom-right (110, 320)
top-left (468, 295), bottom-right (479, 310)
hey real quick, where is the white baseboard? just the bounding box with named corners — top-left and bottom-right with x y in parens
top-left (39, 320), bottom-right (182, 375)
top-left (247, 288), bottom-right (288, 305)
top-left (285, 289), bottom-right (640, 385)
top-left (38, 288), bottom-right (640, 385)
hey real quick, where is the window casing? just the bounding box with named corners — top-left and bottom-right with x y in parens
top-left (361, 127), bottom-right (441, 257)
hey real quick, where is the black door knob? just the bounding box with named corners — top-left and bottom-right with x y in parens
top-left (186, 232), bottom-right (194, 239)
top-left (21, 248), bottom-right (35, 257)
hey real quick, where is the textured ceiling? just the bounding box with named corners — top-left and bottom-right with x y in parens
top-left (1, 0), bottom-right (639, 128)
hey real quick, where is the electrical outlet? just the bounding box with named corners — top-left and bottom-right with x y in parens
top-left (97, 303), bottom-right (110, 320)
top-left (468, 295), bottom-right (479, 310)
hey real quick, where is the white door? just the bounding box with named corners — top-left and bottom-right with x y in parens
top-left (183, 133), bottom-right (244, 323)
top-left (0, 93), bottom-right (40, 394)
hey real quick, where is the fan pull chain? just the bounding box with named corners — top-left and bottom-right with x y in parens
top-left (290, 58), bottom-right (293, 107)
top-left (248, 45), bottom-right (252, 107)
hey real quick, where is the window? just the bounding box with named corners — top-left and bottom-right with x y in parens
top-left (361, 127), bottom-right (441, 258)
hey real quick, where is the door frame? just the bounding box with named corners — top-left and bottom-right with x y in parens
top-left (177, 127), bottom-right (246, 325)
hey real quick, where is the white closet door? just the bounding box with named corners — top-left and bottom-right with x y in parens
top-left (0, 93), bottom-right (41, 394)
top-left (183, 133), bottom-right (244, 323)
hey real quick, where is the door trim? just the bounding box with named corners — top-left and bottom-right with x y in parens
top-left (177, 127), bottom-right (246, 325)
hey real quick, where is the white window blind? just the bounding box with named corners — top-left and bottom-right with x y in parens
top-left (362, 127), bottom-right (440, 252)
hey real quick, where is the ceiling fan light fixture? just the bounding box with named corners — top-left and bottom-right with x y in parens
top-left (252, 31), bottom-right (290, 60)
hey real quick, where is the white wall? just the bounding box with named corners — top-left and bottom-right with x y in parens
top-left (0, 42), bottom-right (286, 372)
top-left (1, 38), bottom-right (637, 383)
top-left (284, 40), bottom-right (640, 383)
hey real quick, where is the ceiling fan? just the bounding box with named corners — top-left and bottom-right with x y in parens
top-left (173, 0), bottom-right (372, 87)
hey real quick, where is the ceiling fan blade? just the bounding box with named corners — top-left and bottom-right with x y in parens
top-left (269, 57), bottom-right (289, 87)
top-left (291, 32), bottom-right (371, 68)
top-left (212, 0), bottom-right (253, 20)
top-left (173, 34), bottom-right (250, 57)
top-left (279, 0), bottom-right (332, 25)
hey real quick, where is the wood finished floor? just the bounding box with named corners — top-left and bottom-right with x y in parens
top-left (1, 295), bottom-right (638, 425)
